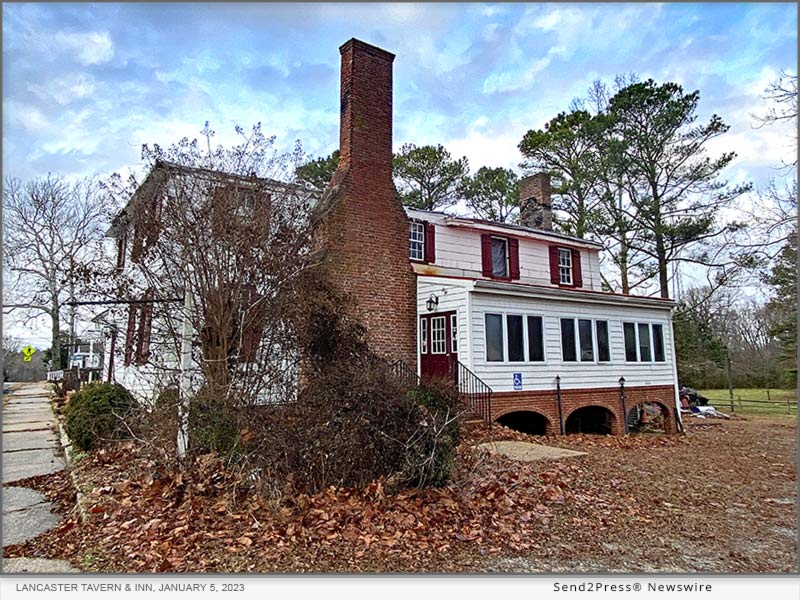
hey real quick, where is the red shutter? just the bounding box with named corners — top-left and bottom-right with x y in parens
top-left (571, 249), bottom-right (583, 287)
top-left (124, 305), bottom-right (137, 366)
top-left (548, 246), bottom-right (560, 284)
top-left (135, 290), bottom-right (154, 365)
top-left (424, 222), bottom-right (436, 263)
top-left (481, 234), bottom-right (493, 277)
top-left (240, 284), bottom-right (262, 363)
top-left (509, 238), bottom-right (520, 280)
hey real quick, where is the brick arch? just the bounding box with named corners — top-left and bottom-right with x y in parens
top-left (564, 402), bottom-right (621, 435)
top-left (494, 408), bottom-right (556, 435)
top-left (626, 399), bottom-right (678, 434)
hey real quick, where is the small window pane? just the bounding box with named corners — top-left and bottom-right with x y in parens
top-left (527, 316), bottom-right (544, 362)
top-left (596, 321), bottom-right (610, 362)
top-left (578, 319), bottom-right (594, 361)
top-left (420, 319), bottom-right (427, 354)
top-left (431, 317), bottom-right (446, 354)
top-left (485, 314), bottom-right (504, 362)
top-left (451, 314), bottom-right (458, 354)
top-left (560, 318), bottom-right (576, 362)
top-left (409, 222), bottom-right (425, 260)
top-left (491, 237), bottom-right (508, 277)
top-left (558, 248), bottom-right (572, 285)
top-left (638, 323), bottom-right (652, 362)
top-left (652, 324), bottom-right (665, 362)
top-left (623, 322), bottom-right (637, 362)
top-left (507, 315), bottom-right (524, 362)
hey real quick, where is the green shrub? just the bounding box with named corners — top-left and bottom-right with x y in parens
top-left (64, 382), bottom-right (136, 451)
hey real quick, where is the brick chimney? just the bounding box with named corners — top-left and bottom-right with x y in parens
top-left (519, 173), bottom-right (552, 230)
top-left (316, 39), bottom-right (417, 371)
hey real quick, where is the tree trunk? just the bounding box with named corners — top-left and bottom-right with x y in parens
top-left (51, 308), bottom-right (61, 370)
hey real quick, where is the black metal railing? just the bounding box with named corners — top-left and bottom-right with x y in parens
top-left (450, 359), bottom-right (492, 425)
top-left (389, 359), bottom-right (422, 389)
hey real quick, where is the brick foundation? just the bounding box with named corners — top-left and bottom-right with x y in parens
top-left (491, 384), bottom-right (678, 435)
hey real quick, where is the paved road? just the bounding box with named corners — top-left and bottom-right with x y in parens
top-left (2, 381), bottom-right (77, 572)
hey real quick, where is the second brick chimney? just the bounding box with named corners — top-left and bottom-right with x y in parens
top-left (315, 39), bottom-right (417, 371)
top-left (519, 173), bottom-right (552, 230)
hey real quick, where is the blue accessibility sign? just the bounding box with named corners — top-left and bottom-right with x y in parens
top-left (513, 372), bottom-right (523, 391)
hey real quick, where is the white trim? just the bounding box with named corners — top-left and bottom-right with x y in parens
top-left (622, 320), bottom-right (666, 364)
top-left (450, 313), bottom-right (458, 354)
top-left (430, 316), bottom-right (446, 354)
top-left (558, 247), bottom-right (573, 285)
top-left (408, 220), bottom-right (425, 261)
top-left (484, 310), bottom-right (549, 365)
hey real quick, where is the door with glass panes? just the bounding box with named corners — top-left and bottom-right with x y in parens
top-left (419, 311), bottom-right (458, 379)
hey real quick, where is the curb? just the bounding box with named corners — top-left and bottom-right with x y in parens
top-left (49, 391), bottom-right (89, 525)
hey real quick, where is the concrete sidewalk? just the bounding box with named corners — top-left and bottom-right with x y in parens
top-left (2, 381), bottom-right (77, 572)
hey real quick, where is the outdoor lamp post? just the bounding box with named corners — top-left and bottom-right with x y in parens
top-left (619, 376), bottom-right (628, 434)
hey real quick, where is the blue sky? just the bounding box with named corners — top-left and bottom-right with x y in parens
top-left (3, 2), bottom-right (797, 188)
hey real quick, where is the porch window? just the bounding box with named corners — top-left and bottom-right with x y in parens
top-left (653, 324), bottom-right (666, 362)
top-left (491, 237), bottom-right (509, 278)
top-left (596, 320), bottom-right (611, 362)
top-left (578, 318), bottom-right (594, 361)
top-left (638, 323), bottom-right (652, 362)
top-left (430, 316), bottom-right (446, 354)
top-left (558, 248), bottom-right (572, 285)
top-left (527, 316), bottom-right (544, 362)
top-left (420, 318), bottom-right (428, 354)
top-left (560, 318), bottom-right (577, 362)
top-left (409, 221), bottom-right (425, 261)
top-left (485, 313), bottom-right (504, 362)
top-left (450, 314), bottom-right (458, 354)
top-left (507, 315), bottom-right (524, 362)
top-left (623, 322), bottom-right (638, 362)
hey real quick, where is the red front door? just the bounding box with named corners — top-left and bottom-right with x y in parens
top-left (420, 311), bottom-right (457, 379)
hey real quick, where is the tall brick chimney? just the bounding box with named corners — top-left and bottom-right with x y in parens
top-left (519, 173), bottom-right (552, 230)
top-left (315, 38), bottom-right (417, 370)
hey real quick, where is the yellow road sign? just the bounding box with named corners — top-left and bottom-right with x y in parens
top-left (22, 345), bottom-right (35, 362)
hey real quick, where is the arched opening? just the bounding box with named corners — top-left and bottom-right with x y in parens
top-left (627, 402), bottom-right (668, 433)
top-left (565, 405), bottom-right (614, 435)
top-left (496, 411), bottom-right (549, 436)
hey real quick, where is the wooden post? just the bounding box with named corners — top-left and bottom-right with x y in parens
top-left (726, 351), bottom-right (735, 413)
top-left (177, 289), bottom-right (193, 462)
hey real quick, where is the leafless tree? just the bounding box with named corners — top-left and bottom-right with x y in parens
top-left (3, 175), bottom-right (114, 369)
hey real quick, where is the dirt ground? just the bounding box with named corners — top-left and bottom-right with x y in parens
top-left (3, 414), bottom-right (796, 573)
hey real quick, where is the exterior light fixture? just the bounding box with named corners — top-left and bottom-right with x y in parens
top-left (425, 294), bottom-right (439, 312)
top-left (618, 376), bottom-right (626, 386)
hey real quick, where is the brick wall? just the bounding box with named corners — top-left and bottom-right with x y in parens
top-left (316, 39), bottom-right (417, 370)
top-left (491, 384), bottom-right (678, 435)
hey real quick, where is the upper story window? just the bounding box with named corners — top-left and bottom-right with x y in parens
top-left (491, 237), bottom-right (509, 278)
top-left (549, 245), bottom-right (583, 288)
top-left (481, 234), bottom-right (520, 280)
top-left (558, 248), bottom-right (572, 285)
top-left (409, 220), bottom-right (435, 263)
top-left (409, 221), bottom-right (425, 261)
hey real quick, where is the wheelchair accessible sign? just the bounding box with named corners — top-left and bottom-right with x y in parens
top-left (513, 372), bottom-right (523, 391)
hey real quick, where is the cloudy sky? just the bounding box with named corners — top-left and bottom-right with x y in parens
top-left (3, 2), bottom-right (797, 186)
top-left (2, 3), bottom-right (797, 347)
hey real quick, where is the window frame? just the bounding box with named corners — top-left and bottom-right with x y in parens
top-left (596, 320), bottom-right (611, 363)
top-left (490, 236), bottom-right (510, 279)
top-left (430, 316), bottom-right (447, 354)
top-left (623, 321), bottom-right (667, 363)
top-left (420, 318), bottom-right (428, 355)
top-left (506, 314), bottom-right (525, 363)
top-left (557, 247), bottom-right (573, 285)
top-left (450, 313), bottom-right (458, 354)
top-left (560, 317), bottom-right (608, 364)
top-left (484, 311), bottom-right (547, 364)
top-left (408, 220), bottom-right (425, 262)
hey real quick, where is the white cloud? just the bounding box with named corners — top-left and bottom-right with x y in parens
top-left (3, 99), bottom-right (50, 132)
top-left (28, 72), bottom-right (97, 105)
top-left (54, 30), bottom-right (115, 66)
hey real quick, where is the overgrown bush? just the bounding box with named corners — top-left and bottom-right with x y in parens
top-left (64, 382), bottom-right (136, 451)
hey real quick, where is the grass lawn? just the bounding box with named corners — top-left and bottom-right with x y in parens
top-left (701, 388), bottom-right (797, 415)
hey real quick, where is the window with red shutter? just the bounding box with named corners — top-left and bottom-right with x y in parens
top-left (135, 289), bottom-right (154, 365)
top-left (424, 222), bottom-right (436, 263)
top-left (509, 238), bottom-right (520, 280)
top-left (481, 234), bottom-right (493, 277)
top-left (548, 246), bottom-right (560, 284)
top-left (124, 305), bottom-right (137, 366)
top-left (571, 248), bottom-right (583, 287)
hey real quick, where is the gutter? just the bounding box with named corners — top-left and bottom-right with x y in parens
top-left (473, 279), bottom-right (677, 310)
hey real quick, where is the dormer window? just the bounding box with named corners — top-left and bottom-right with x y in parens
top-left (409, 220), bottom-right (435, 263)
top-left (558, 248), bottom-right (572, 285)
top-left (481, 233), bottom-right (520, 280)
top-left (409, 221), bottom-right (425, 261)
top-left (549, 245), bottom-right (583, 288)
top-left (491, 237), bottom-right (509, 278)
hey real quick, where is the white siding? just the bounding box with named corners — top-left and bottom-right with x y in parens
top-left (417, 276), bottom-right (471, 370)
top-left (469, 291), bottom-right (676, 392)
